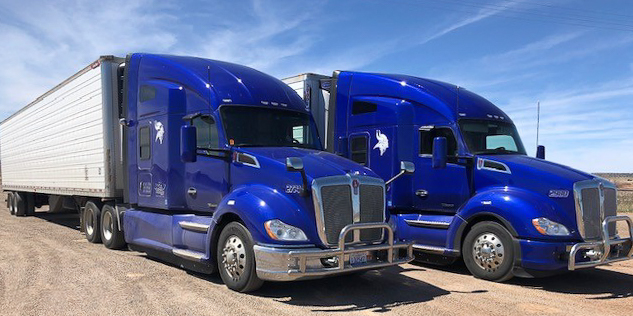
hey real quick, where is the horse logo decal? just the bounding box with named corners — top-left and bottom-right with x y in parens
top-left (154, 121), bottom-right (165, 144)
top-left (373, 130), bottom-right (389, 156)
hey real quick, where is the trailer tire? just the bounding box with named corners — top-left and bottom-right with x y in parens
top-left (216, 222), bottom-right (263, 292)
top-left (7, 192), bottom-right (15, 215)
top-left (463, 221), bottom-right (514, 282)
top-left (83, 201), bottom-right (102, 243)
top-left (24, 193), bottom-right (35, 216)
top-left (13, 192), bottom-right (26, 217)
top-left (100, 204), bottom-right (126, 249)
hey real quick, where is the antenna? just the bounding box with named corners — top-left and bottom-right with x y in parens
top-left (536, 100), bottom-right (540, 148)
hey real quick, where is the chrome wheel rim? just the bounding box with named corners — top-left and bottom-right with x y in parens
top-left (473, 232), bottom-right (505, 272)
top-left (103, 211), bottom-right (113, 241)
top-left (85, 208), bottom-right (94, 236)
top-left (222, 235), bottom-right (246, 281)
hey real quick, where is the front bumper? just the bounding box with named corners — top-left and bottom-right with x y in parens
top-left (253, 222), bottom-right (414, 281)
top-left (568, 215), bottom-right (633, 270)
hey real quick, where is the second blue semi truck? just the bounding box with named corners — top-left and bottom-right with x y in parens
top-left (1, 54), bottom-right (415, 293)
top-left (283, 72), bottom-right (633, 281)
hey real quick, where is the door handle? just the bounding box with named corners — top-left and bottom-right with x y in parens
top-left (415, 189), bottom-right (428, 198)
top-left (187, 187), bottom-right (197, 196)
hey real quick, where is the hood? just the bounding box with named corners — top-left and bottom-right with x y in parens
top-left (478, 155), bottom-right (594, 188)
top-left (239, 147), bottom-right (377, 180)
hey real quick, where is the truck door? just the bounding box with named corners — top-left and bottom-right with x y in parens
top-left (184, 114), bottom-right (228, 212)
top-left (414, 127), bottom-right (470, 213)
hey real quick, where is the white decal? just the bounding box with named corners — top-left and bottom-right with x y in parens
top-left (154, 121), bottom-right (165, 144)
top-left (373, 130), bottom-right (389, 156)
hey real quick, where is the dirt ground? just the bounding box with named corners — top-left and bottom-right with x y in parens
top-left (1, 205), bottom-right (632, 316)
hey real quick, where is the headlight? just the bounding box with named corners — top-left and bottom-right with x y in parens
top-left (532, 218), bottom-right (570, 236)
top-left (264, 219), bottom-right (308, 241)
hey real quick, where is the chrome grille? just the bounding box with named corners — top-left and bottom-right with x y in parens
top-left (359, 185), bottom-right (384, 241)
top-left (574, 179), bottom-right (618, 240)
top-left (321, 185), bottom-right (353, 244)
top-left (312, 175), bottom-right (386, 246)
top-left (604, 188), bottom-right (617, 236)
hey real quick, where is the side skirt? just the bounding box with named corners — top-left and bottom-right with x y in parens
top-left (128, 243), bottom-right (216, 274)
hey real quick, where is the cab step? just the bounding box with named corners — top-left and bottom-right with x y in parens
top-left (172, 248), bottom-right (206, 262)
top-left (178, 221), bottom-right (210, 233)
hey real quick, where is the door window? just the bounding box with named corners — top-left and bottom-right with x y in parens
top-left (192, 116), bottom-right (219, 149)
top-left (419, 127), bottom-right (457, 156)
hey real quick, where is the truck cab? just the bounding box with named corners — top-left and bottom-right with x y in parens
top-left (119, 56), bottom-right (413, 292)
top-left (283, 71), bottom-right (633, 281)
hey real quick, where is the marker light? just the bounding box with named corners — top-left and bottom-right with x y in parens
top-left (532, 218), bottom-right (570, 236)
top-left (264, 219), bottom-right (308, 241)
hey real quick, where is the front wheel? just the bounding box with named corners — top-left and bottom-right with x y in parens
top-left (463, 221), bottom-right (515, 282)
top-left (216, 222), bottom-right (263, 292)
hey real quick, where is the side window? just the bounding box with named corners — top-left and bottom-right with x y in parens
top-left (192, 116), bottom-right (219, 149)
top-left (350, 135), bottom-right (368, 165)
top-left (292, 125), bottom-right (305, 143)
top-left (352, 101), bottom-right (377, 115)
top-left (139, 126), bottom-right (151, 160)
top-left (419, 128), bottom-right (457, 156)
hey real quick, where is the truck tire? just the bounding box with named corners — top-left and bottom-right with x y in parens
top-left (13, 192), bottom-right (26, 216)
top-left (24, 193), bottom-right (35, 216)
top-left (83, 201), bottom-right (102, 243)
top-left (7, 192), bottom-right (15, 215)
top-left (463, 221), bottom-right (515, 282)
top-left (100, 204), bottom-right (126, 249)
top-left (216, 222), bottom-right (263, 292)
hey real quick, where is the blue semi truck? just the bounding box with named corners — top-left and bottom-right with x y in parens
top-left (283, 72), bottom-right (633, 281)
top-left (0, 54), bottom-right (414, 292)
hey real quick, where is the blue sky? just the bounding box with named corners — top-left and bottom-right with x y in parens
top-left (1, 0), bottom-right (632, 172)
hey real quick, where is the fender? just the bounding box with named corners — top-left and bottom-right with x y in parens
top-left (449, 186), bottom-right (579, 252)
top-left (204, 184), bottom-right (318, 259)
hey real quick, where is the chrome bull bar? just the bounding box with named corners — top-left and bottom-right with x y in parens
top-left (568, 215), bottom-right (633, 270)
top-left (253, 222), bottom-right (414, 281)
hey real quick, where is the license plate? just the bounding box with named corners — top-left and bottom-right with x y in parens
top-left (350, 252), bottom-right (368, 265)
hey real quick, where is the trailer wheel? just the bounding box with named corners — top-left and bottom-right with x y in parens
top-left (7, 192), bottom-right (15, 215)
top-left (100, 204), bottom-right (126, 249)
top-left (216, 222), bottom-right (263, 292)
top-left (13, 192), bottom-right (26, 216)
top-left (463, 221), bottom-right (515, 282)
top-left (83, 201), bottom-right (102, 243)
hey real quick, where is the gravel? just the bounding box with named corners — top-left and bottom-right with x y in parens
top-left (1, 204), bottom-right (632, 316)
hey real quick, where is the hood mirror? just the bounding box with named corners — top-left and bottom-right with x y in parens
top-left (536, 145), bottom-right (545, 159)
top-left (286, 157), bottom-right (308, 196)
top-left (286, 157), bottom-right (304, 172)
top-left (386, 161), bottom-right (416, 185)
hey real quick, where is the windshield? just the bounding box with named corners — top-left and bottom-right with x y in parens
top-left (459, 119), bottom-right (526, 155)
top-left (220, 106), bottom-right (321, 150)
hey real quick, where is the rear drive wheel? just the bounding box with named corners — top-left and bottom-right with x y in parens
top-left (7, 192), bottom-right (15, 215)
top-left (83, 201), bottom-right (102, 243)
top-left (463, 221), bottom-right (515, 282)
top-left (13, 192), bottom-right (26, 217)
top-left (100, 204), bottom-right (126, 249)
top-left (217, 222), bottom-right (263, 292)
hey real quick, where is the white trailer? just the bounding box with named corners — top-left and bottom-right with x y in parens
top-left (1, 56), bottom-right (125, 215)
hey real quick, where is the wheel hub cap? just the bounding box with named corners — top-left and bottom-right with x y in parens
top-left (103, 212), bottom-right (113, 241)
top-left (473, 232), bottom-right (505, 272)
top-left (222, 235), bottom-right (246, 281)
top-left (85, 209), bottom-right (94, 236)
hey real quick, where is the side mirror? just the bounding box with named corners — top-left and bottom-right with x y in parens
top-left (286, 157), bottom-right (304, 172)
top-left (432, 137), bottom-right (447, 169)
top-left (400, 161), bottom-right (415, 174)
top-left (286, 157), bottom-right (308, 196)
top-left (536, 145), bottom-right (545, 159)
top-left (386, 160), bottom-right (416, 185)
top-left (181, 125), bottom-right (197, 163)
